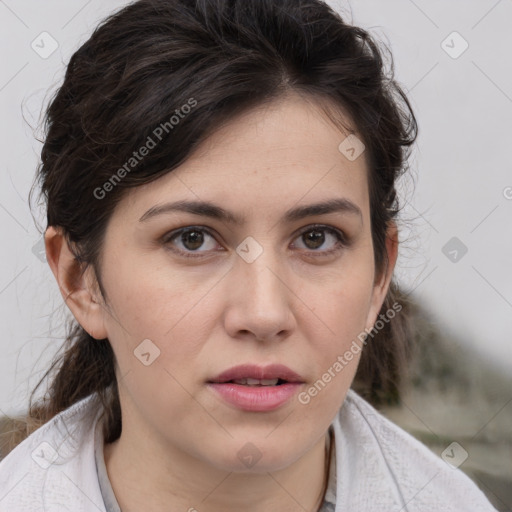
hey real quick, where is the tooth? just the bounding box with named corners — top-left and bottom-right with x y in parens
top-left (261, 379), bottom-right (279, 386)
top-left (231, 378), bottom-right (280, 386)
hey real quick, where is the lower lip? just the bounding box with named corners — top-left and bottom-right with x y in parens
top-left (207, 382), bottom-right (302, 412)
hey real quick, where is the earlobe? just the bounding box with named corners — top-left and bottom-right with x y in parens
top-left (44, 226), bottom-right (108, 340)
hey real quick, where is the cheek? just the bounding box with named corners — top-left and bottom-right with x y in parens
top-left (100, 266), bottom-right (210, 428)
top-left (304, 260), bottom-right (375, 350)
top-left (297, 280), bottom-right (371, 416)
top-left (100, 253), bottom-right (218, 385)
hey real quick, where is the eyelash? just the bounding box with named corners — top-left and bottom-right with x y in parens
top-left (161, 224), bottom-right (348, 259)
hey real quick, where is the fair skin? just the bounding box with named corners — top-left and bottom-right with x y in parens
top-left (45, 93), bottom-right (398, 512)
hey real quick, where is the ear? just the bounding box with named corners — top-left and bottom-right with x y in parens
top-left (365, 221), bottom-right (399, 331)
top-left (44, 226), bottom-right (108, 340)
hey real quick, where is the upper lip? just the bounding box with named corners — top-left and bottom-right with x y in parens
top-left (208, 364), bottom-right (304, 383)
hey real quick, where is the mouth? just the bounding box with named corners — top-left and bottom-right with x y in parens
top-left (207, 364), bottom-right (305, 412)
top-left (217, 377), bottom-right (289, 387)
top-left (208, 363), bottom-right (304, 385)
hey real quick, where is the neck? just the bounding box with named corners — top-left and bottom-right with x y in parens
top-left (104, 423), bottom-right (330, 512)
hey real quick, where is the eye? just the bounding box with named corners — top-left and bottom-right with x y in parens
top-left (162, 224), bottom-right (348, 259)
top-left (162, 226), bottom-right (222, 258)
top-left (292, 224), bottom-right (347, 256)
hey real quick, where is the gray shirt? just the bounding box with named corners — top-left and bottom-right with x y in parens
top-left (0, 389), bottom-right (498, 511)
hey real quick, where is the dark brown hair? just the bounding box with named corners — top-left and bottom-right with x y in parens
top-left (4, 0), bottom-right (418, 453)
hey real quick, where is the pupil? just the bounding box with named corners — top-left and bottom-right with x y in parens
top-left (183, 230), bottom-right (203, 250)
top-left (304, 230), bottom-right (324, 249)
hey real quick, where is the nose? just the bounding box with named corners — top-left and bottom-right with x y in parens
top-left (223, 244), bottom-right (295, 344)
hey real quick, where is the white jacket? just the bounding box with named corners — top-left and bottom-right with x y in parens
top-left (0, 389), bottom-right (498, 511)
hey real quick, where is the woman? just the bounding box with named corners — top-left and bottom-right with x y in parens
top-left (0, 0), bottom-right (497, 510)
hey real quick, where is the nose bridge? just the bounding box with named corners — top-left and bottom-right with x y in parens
top-left (238, 240), bottom-right (284, 306)
top-left (228, 237), bottom-right (293, 338)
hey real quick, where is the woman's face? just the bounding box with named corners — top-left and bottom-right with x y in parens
top-left (90, 93), bottom-right (396, 472)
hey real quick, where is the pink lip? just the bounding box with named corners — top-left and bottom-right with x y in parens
top-left (207, 364), bottom-right (305, 412)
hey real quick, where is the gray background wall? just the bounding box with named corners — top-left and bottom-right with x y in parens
top-left (0, 0), bottom-right (511, 415)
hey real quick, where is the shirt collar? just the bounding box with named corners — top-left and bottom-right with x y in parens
top-left (319, 424), bottom-right (337, 511)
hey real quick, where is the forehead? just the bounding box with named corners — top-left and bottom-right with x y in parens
top-left (117, 94), bottom-right (370, 221)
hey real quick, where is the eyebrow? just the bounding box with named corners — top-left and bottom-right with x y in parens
top-left (139, 198), bottom-right (363, 224)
